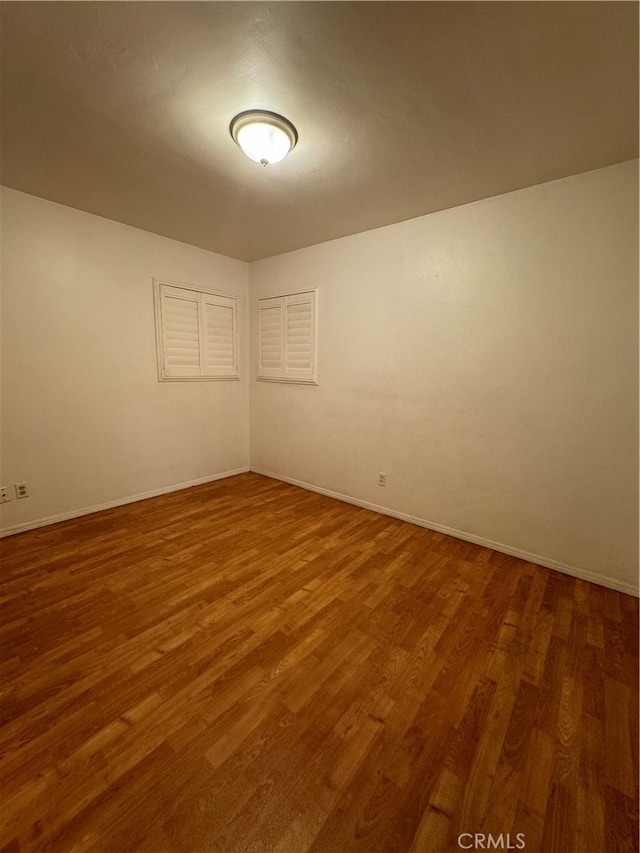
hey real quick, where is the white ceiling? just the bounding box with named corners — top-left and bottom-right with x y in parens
top-left (1, 2), bottom-right (637, 262)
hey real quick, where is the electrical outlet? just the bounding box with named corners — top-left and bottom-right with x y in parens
top-left (1, 487), bottom-right (11, 504)
top-left (15, 483), bottom-right (29, 500)
top-left (377, 472), bottom-right (387, 487)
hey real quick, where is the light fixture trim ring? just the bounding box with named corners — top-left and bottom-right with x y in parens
top-left (229, 109), bottom-right (298, 153)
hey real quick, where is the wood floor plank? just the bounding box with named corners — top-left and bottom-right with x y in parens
top-left (0, 472), bottom-right (637, 852)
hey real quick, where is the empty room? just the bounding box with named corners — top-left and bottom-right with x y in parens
top-left (0, 2), bottom-right (638, 852)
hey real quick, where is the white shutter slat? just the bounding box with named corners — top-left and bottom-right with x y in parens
top-left (285, 296), bottom-right (313, 375)
top-left (259, 303), bottom-right (283, 373)
top-left (161, 293), bottom-right (201, 376)
top-left (202, 298), bottom-right (237, 376)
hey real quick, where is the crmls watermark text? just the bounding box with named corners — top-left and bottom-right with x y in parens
top-left (457, 833), bottom-right (526, 850)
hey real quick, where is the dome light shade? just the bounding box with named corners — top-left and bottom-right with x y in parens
top-left (230, 110), bottom-right (298, 166)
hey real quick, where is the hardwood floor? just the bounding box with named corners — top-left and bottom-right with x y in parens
top-left (0, 472), bottom-right (637, 853)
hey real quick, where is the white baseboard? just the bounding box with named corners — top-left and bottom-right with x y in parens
top-left (0, 467), bottom-right (250, 538)
top-left (4, 465), bottom-right (637, 597)
top-left (250, 467), bottom-right (640, 597)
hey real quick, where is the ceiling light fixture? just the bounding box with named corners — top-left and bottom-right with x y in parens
top-left (230, 109), bottom-right (298, 167)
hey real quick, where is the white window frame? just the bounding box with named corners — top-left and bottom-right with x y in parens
top-left (257, 289), bottom-right (318, 385)
top-left (153, 279), bottom-right (240, 382)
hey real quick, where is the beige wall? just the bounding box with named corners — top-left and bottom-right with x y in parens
top-left (0, 188), bottom-right (250, 533)
top-left (250, 161), bottom-right (639, 594)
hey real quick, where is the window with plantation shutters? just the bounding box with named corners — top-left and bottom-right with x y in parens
top-left (154, 281), bottom-right (239, 381)
top-left (257, 290), bottom-right (318, 384)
